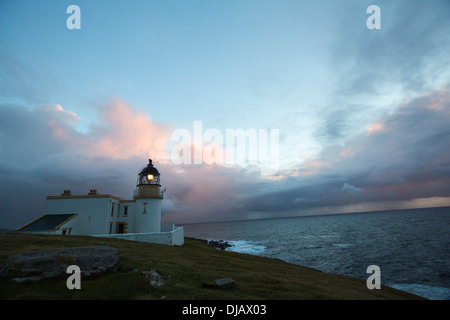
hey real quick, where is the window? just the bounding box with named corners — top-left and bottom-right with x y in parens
top-left (62, 228), bottom-right (72, 235)
top-left (123, 206), bottom-right (128, 216)
top-left (116, 222), bottom-right (126, 234)
top-left (111, 203), bottom-right (115, 217)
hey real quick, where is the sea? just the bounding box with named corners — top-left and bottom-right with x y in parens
top-left (182, 207), bottom-right (450, 300)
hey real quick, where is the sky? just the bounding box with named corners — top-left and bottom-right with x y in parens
top-left (1, 0), bottom-right (450, 229)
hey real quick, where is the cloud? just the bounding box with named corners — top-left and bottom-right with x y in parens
top-left (0, 98), bottom-right (268, 227)
top-left (312, 0), bottom-right (450, 151)
top-left (237, 84), bottom-right (450, 214)
top-left (1, 85), bottom-right (449, 229)
top-left (340, 183), bottom-right (363, 195)
top-left (160, 163), bottom-right (261, 223)
top-left (168, 81), bottom-right (450, 221)
top-left (367, 123), bottom-right (384, 135)
top-left (86, 99), bottom-right (172, 160)
top-left (0, 99), bottom-right (174, 227)
top-left (332, 0), bottom-right (450, 98)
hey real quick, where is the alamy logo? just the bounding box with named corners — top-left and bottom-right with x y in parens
top-left (170, 121), bottom-right (279, 176)
top-left (366, 265), bottom-right (381, 289)
top-left (366, 5), bottom-right (381, 30)
top-left (66, 265), bottom-right (81, 289)
top-left (66, 5), bottom-right (81, 30)
top-left (65, 5), bottom-right (378, 31)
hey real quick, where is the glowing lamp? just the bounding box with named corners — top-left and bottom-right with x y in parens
top-left (137, 159), bottom-right (160, 186)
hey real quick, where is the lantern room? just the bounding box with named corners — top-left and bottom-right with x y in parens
top-left (134, 159), bottom-right (163, 199)
top-left (137, 159), bottom-right (161, 186)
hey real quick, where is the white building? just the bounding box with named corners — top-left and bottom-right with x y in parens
top-left (17, 159), bottom-right (184, 246)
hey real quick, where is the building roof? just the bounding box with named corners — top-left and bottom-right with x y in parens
top-left (46, 194), bottom-right (125, 200)
top-left (17, 214), bottom-right (77, 231)
top-left (139, 159), bottom-right (160, 176)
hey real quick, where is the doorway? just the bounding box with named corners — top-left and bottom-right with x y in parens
top-left (116, 222), bottom-right (126, 234)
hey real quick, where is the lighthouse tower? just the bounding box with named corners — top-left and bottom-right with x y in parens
top-left (133, 159), bottom-right (163, 233)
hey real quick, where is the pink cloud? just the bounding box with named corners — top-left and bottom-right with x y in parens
top-left (367, 122), bottom-right (384, 135)
top-left (43, 99), bottom-right (172, 161)
top-left (87, 99), bottom-right (172, 159)
top-left (160, 162), bottom-right (258, 223)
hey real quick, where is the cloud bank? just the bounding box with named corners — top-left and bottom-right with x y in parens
top-left (1, 86), bottom-right (449, 228)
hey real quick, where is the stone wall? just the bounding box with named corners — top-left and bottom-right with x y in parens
top-left (94, 226), bottom-right (184, 246)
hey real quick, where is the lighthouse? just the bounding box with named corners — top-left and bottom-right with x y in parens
top-left (16, 158), bottom-right (183, 245)
top-left (133, 159), bottom-right (163, 233)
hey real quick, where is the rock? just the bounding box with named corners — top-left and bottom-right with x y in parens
top-left (141, 269), bottom-right (166, 287)
top-left (0, 246), bottom-right (119, 282)
top-left (12, 276), bottom-right (41, 283)
top-left (207, 240), bottom-right (233, 250)
top-left (214, 277), bottom-right (235, 289)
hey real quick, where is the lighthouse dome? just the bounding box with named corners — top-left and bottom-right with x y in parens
top-left (139, 159), bottom-right (160, 176)
top-left (137, 159), bottom-right (161, 186)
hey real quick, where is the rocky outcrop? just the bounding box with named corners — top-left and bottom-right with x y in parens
top-left (207, 240), bottom-right (233, 250)
top-left (141, 269), bottom-right (167, 287)
top-left (1, 246), bottom-right (119, 283)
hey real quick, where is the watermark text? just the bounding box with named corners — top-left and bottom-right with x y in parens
top-left (170, 121), bottom-right (279, 176)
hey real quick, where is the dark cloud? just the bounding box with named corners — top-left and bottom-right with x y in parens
top-left (332, 0), bottom-right (450, 97)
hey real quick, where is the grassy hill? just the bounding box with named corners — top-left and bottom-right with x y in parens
top-left (0, 233), bottom-right (425, 300)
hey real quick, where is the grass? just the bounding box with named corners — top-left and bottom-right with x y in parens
top-left (0, 233), bottom-right (425, 300)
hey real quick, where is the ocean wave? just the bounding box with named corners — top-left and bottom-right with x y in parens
top-left (225, 240), bottom-right (266, 255)
top-left (304, 244), bottom-right (322, 249)
top-left (332, 243), bottom-right (355, 248)
top-left (389, 283), bottom-right (450, 300)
